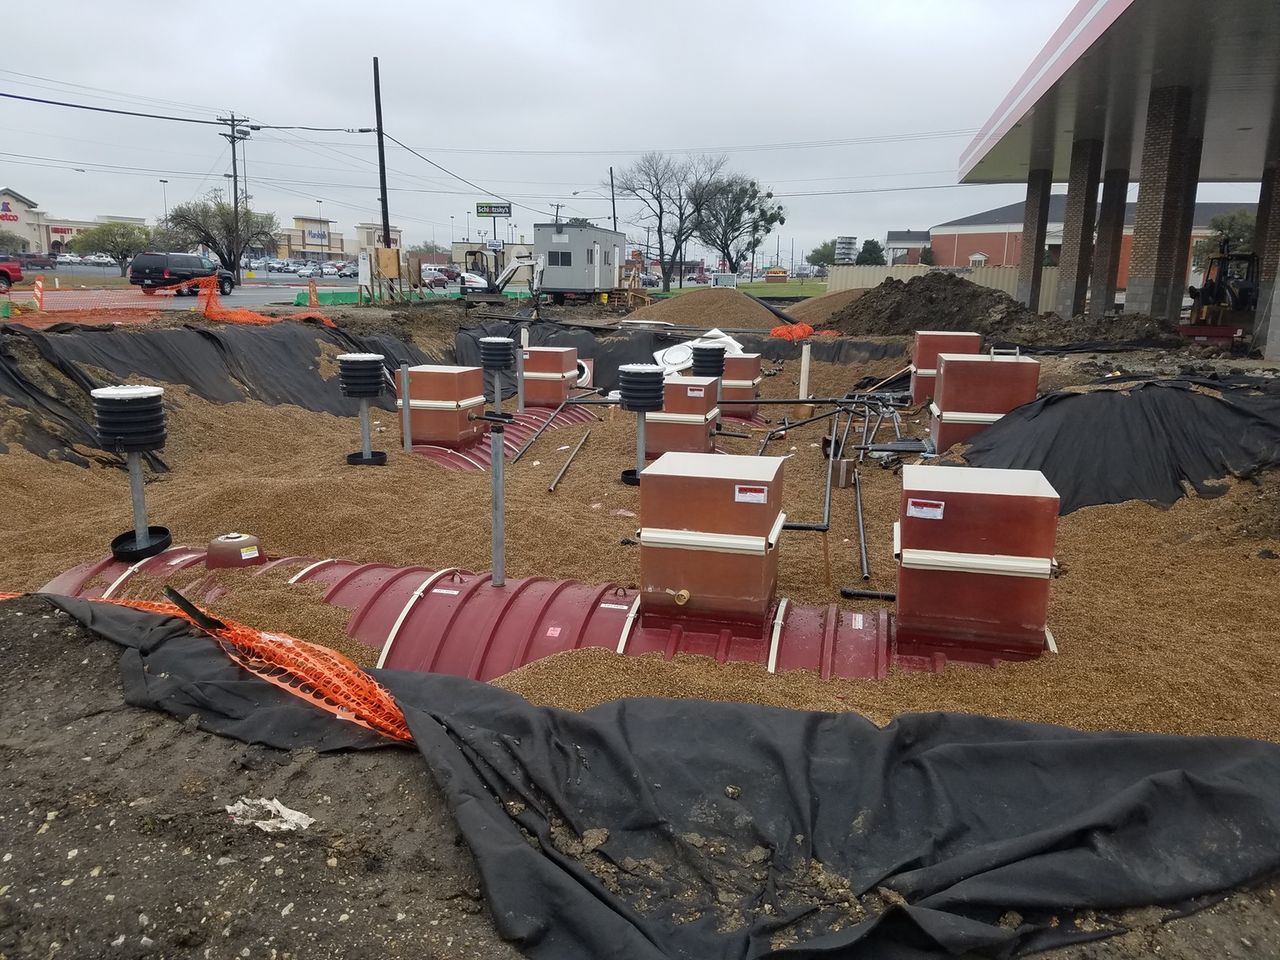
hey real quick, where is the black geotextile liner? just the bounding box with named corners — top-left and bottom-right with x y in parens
top-left (456, 321), bottom-right (905, 397)
top-left (38, 594), bottom-right (1280, 960)
top-left (0, 321), bottom-right (446, 461)
top-left (963, 377), bottom-right (1280, 514)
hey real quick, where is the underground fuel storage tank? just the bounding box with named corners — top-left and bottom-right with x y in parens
top-left (41, 547), bottom-right (897, 682)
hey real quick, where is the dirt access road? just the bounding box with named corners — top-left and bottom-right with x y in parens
top-left (2, 596), bottom-right (1277, 960)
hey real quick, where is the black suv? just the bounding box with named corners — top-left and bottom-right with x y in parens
top-left (128, 252), bottom-right (235, 296)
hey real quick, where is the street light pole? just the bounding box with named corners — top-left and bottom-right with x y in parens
top-left (158, 179), bottom-right (168, 221)
top-left (316, 200), bottom-right (327, 261)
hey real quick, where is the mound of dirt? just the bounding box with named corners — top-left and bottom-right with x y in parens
top-left (623, 288), bottom-right (781, 330)
top-left (822, 272), bottom-right (1180, 345)
top-left (785, 288), bottom-right (869, 326)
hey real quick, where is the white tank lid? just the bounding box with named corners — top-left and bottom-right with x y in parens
top-left (479, 336), bottom-right (515, 344)
top-left (619, 363), bottom-right (665, 373)
top-left (336, 353), bottom-right (384, 362)
top-left (90, 385), bottom-right (164, 400)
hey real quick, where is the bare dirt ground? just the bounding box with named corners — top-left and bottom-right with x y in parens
top-left (2, 597), bottom-right (1277, 960)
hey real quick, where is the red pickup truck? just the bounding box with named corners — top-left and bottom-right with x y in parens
top-left (0, 255), bottom-right (23, 293)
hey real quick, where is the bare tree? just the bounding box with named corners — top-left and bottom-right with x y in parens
top-left (615, 152), bottom-right (726, 292)
top-left (161, 190), bottom-right (278, 273)
top-left (695, 175), bottom-right (785, 274)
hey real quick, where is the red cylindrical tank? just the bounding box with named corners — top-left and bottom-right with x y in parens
top-left (39, 547), bottom-right (899, 681)
top-left (206, 533), bottom-right (266, 569)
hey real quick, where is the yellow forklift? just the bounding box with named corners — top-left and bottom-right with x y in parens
top-left (1184, 240), bottom-right (1258, 346)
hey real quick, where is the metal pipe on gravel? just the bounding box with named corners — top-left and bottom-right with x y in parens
top-left (854, 466), bottom-right (870, 581)
top-left (840, 587), bottom-right (895, 601)
top-left (548, 430), bottom-right (590, 493)
top-left (511, 389), bottom-right (603, 463)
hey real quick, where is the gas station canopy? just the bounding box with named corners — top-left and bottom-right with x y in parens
top-left (960, 0), bottom-right (1280, 184)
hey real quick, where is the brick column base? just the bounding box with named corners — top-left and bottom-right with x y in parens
top-left (1055, 140), bottom-right (1103, 318)
top-left (1015, 169), bottom-right (1052, 309)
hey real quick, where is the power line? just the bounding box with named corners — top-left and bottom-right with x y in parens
top-left (305, 128), bottom-right (981, 157)
top-left (0, 69), bottom-right (224, 115)
top-left (383, 132), bottom-right (556, 218)
top-left (0, 90), bottom-right (373, 133)
top-left (0, 91), bottom-right (225, 125)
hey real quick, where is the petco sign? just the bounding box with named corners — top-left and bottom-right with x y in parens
top-left (0, 201), bottom-right (17, 223)
top-left (306, 229), bottom-right (329, 242)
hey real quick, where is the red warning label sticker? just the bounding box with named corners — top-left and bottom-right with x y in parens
top-left (735, 485), bottom-right (768, 504)
top-left (906, 498), bottom-right (945, 520)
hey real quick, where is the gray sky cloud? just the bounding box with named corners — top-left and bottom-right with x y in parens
top-left (3, 0), bottom-right (1257, 261)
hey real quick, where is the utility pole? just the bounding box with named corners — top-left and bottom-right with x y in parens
top-left (790, 238), bottom-right (794, 276)
top-left (373, 58), bottom-right (392, 249)
top-left (217, 112), bottom-right (248, 282)
top-left (608, 166), bottom-right (617, 232)
top-left (552, 203), bottom-right (563, 224)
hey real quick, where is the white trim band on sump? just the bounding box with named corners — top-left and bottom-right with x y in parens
top-left (722, 378), bottom-right (763, 388)
top-left (645, 408), bottom-right (721, 425)
top-left (521, 370), bottom-right (579, 382)
top-left (396, 395), bottom-right (487, 411)
top-left (899, 548), bottom-right (1052, 579)
top-left (640, 514), bottom-right (786, 556)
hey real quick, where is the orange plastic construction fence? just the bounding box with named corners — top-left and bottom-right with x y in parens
top-left (182, 275), bottom-right (336, 328)
top-left (0, 590), bottom-right (411, 744)
top-left (770, 323), bottom-right (815, 341)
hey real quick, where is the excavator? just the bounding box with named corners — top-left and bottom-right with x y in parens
top-left (1185, 240), bottom-right (1258, 346)
top-left (460, 250), bottom-right (546, 319)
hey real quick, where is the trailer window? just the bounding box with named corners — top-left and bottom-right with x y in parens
top-left (549, 251), bottom-right (572, 267)
top-left (587, 248), bottom-right (594, 265)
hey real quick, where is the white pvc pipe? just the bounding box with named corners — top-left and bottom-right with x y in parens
top-left (799, 342), bottom-right (812, 399)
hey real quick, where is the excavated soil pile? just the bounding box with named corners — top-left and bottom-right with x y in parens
top-left (785, 288), bottom-right (869, 326)
top-left (822, 272), bottom-right (1181, 344)
top-left (623, 288), bottom-right (781, 330)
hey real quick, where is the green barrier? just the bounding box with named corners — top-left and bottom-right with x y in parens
top-left (0, 301), bottom-right (9, 319)
top-left (293, 288), bottom-right (533, 307)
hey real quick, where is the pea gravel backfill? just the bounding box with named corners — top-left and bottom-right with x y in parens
top-left (0, 358), bottom-right (1277, 740)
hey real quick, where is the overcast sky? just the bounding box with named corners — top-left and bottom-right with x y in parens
top-left (2, 0), bottom-right (1259, 263)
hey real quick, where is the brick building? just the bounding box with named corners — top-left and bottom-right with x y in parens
top-left (922, 198), bottom-right (1256, 287)
top-left (957, 0), bottom-right (1280, 357)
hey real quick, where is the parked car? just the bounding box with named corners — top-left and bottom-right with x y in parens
top-left (685, 274), bottom-right (709, 284)
top-left (127, 252), bottom-right (235, 295)
top-left (419, 268), bottom-right (448, 288)
top-left (55, 253), bottom-right (82, 265)
top-left (0, 255), bottom-right (24, 292)
top-left (248, 258), bottom-right (266, 270)
top-left (18, 253), bottom-right (56, 270)
top-left (321, 265), bottom-right (339, 277)
top-left (337, 263), bottom-right (359, 278)
top-left (266, 260), bottom-right (288, 272)
top-left (296, 264), bottom-right (319, 278)
top-left (84, 253), bottom-right (115, 266)
top-left (640, 273), bottom-right (660, 288)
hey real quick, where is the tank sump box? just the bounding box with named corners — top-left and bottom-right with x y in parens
top-left (207, 532), bottom-right (266, 569)
top-left (929, 352), bottom-right (1040, 452)
top-left (722, 353), bottom-right (763, 419)
top-left (521, 346), bottom-right (579, 407)
top-left (910, 331), bottom-right (982, 405)
top-left (398, 365), bottom-right (487, 449)
top-left (639, 452), bottom-right (786, 623)
top-left (646, 376), bottom-right (720, 457)
top-left (894, 464), bottom-right (1059, 660)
